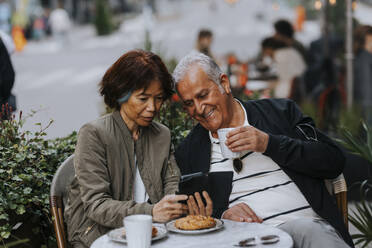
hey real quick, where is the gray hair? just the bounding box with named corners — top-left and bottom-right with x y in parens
top-left (173, 52), bottom-right (223, 87)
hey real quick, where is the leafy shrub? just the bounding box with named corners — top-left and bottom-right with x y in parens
top-left (338, 122), bottom-right (372, 163)
top-left (94, 0), bottom-right (115, 36)
top-left (155, 101), bottom-right (195, 148)
top-left (338, 122), bottom-right (372, 247)
top-left (0, 110), bottom-right (76, 247)
top-left (348, 180), bottom-right (372, 248)
top-left (338, 106), bottom-right (363, 137)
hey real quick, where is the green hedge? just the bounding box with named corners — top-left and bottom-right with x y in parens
top-left (156, 101), bottom-right (195, 148)
top-left (0, 111), bottom-right (76, 247)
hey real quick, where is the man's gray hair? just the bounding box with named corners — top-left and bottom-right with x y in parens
top-left (173, 52), bottom-right (223, 87)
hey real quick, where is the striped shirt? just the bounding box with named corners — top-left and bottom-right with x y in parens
top-left (209, 100), bottom-right (319, 226)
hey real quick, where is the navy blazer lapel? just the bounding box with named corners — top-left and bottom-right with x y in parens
top-left (240, 100), bottom-right (260, 127)
top-left (190, 124), bottom-right (211, 174)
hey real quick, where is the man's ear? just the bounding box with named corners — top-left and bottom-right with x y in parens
top-left (220, 74), bottom-right (232, 94)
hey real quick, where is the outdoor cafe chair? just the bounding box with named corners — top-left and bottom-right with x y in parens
top-left (50, 154), bottom-right (75, 248)
top-left (49, 155), bottom-right (348, 248)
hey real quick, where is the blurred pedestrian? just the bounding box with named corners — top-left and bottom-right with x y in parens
top-left (295, 6), bottom-right (306, 32)
top-left (49, 0), bottom-right (71, 47)
top-left (11, 26), bottom-right (27, 52)
top-left (353, 25), bottom-right (372, 126)
top-left (0, 0), bottom-right (11, 34)
top-left (0, 29), bottom-right (14, 54)
top-left (261, 37), bottom-right (306, 99)
top-left (274, 19), bottom-right (308, 65)
top-left (32, 17), bottom-right (45, 40)
top-left (0, 36), bottom-right (16, 120)
top-left (195, 29), bottom-right (214, 59)
top-left (42, 8), bottom-right (52, 37)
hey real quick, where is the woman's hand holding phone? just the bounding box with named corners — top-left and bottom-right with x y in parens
top-left (152, 194), bottom-right (188, 222)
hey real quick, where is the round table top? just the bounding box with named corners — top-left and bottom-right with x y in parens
top-left (91, 219), bottom-right (293, 248)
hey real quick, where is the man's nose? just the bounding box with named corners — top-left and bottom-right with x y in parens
top-left (194, 101), bottom-right (204, 116)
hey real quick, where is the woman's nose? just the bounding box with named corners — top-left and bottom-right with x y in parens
top-left (146, 98), bottom-right (156, 112)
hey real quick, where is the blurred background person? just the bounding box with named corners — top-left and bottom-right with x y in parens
top-left (353, 25), bottom-right (372, 126)
top-left (0, 35), bottom-right (15, 120)
top-left (31, 6), bottom-right (46, 41)
top-left (0, 0), bottom-right (11, 34)
top-left (195, 29), bottom-right (214, 59)
top-left (261, 36), bottom-right (306, 99)
top-left (49, 0), bottom-right (71, 47)
top-left (0, 28), bottom-right (14, 54)
top-left (274, 19), bottom-right (309, 65)
top-left (294, 5), bottom-right (306, 32)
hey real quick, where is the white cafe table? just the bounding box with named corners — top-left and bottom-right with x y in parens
top-left (91, 220), bottom-right (293, 248)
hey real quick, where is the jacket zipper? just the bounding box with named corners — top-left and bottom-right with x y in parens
top-left (84, 223), bottom-right (97, 235)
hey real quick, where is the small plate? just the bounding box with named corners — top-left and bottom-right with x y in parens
top-left (107, 225), bottom-right (168, 244)
top-left (166, 218), bottom-right (224, 234)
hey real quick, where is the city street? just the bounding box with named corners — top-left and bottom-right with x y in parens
top-left (11, 0), bottom-right (319, 138)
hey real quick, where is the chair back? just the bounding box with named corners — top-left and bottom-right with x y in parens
top-left (325, 173), bottom-right (348, 229)
top-left (50, 155), bottom-right (75, 248)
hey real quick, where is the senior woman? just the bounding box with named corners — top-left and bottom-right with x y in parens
top-left (64, 50), bottom-right (190, 248)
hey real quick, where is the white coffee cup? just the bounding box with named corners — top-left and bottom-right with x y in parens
top-left (124, 214), bottom-right (152, 248)
top-left (217, 127), bottom-right (241, 159)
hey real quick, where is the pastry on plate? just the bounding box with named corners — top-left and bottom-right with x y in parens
top-left (175, 215), bottom-right (216, 230)
top-left (151, 226), bottom-right (158, 237)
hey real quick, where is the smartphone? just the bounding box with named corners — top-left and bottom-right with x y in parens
top-left (177, 171), bottom-right (233, 218)
top-left (177, 172), bottom-right (209, 204)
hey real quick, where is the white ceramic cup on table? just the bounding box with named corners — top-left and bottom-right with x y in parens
top-left (217, 127), bottom-right (241, 159)
top-left (124, 214), bottom-right (152, 248)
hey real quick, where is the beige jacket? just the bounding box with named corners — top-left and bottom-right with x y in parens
top-left (64, 111), bottom-right (180, 247)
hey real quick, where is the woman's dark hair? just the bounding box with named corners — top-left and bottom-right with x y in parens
top-left (99, 50), bottom-right (174, 110)
top-left (274, 19), bottom-right (294, 39)
top-left (261, 37), bottom-right (288, 50)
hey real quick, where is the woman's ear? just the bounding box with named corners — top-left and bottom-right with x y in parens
top-left (219, 74), bottom-right (232, 95)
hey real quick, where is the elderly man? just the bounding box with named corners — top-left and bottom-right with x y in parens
top-left (173, 52), bottom-right (353, 248)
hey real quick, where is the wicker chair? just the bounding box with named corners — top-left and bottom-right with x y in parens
top-left (50, 155), bottom-right (75, 248)
top-left (326, 174), bottom-right (348, 229)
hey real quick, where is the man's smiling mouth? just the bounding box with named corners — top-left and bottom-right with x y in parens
top-left (204, 108), bottom-right (215, 118)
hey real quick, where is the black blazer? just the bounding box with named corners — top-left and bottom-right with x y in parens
top-left (175, 98), bottom-right (353, 247)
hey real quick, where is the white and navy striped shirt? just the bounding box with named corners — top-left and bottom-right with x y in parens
top-left (209, 100), bottom-right (319, 226)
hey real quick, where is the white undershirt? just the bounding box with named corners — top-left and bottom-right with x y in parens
top-left (133, 155), bottom-right (148, 203)
top-left (209, 100), bottom-right (319, 226)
